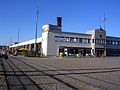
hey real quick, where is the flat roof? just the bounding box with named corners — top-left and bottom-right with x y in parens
top-left (107, 36), bottom-right (120, 39)
top-left (49, 30), bottom-right (91, 36)
top-left (9, 37), bottom-right (42, 48)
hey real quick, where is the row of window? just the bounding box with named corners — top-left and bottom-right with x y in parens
top-left (54, 36), bottom-right (91, 44)
top-left (93, 39), bottom-right (106, 45)
top-left (106, 40), bottom-right (120, 45)
top-left (54, 36), bottom-right (120, 46)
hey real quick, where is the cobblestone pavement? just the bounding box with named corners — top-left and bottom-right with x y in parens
top-left (26, 56), bottom-right (120, 90)
top-left (1, 56), bottom-right (120, 90)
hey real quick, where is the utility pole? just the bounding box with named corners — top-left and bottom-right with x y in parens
top-left (35, 4), bottom-right (39, 56)
top-left (18, 28), bottom-right (20, 43)
top-left (103, 14), bottom-right (107, 57)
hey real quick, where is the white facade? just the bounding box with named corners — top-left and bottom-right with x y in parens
top-left (9, 24), bottom-right (106, 57)
top-left (86, 29), bottom-right (106, 56)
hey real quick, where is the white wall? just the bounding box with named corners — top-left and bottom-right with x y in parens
top-left (41, 31), bottom-right (48, 56)
top-left (86, 29), bottom-right (106, 55)
top-left (47, 31), bottom-right (91, 56)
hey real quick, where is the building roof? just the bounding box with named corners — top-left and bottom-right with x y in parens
top-left (49, 30), bottom-right (91, 36)
top-left (9, 37), bottom-right (42, 48)
top-left (107, 36), bottom-right (120, 39)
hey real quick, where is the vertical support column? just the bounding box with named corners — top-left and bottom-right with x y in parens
top-left (25, 45), bottom-right (27, 48)
top-left (91, 49), bottom-right (95, 57)
top-left (29, 44), bottom-right (32, 51)
top-left (34, 43), bottom-right (36, 51)
top-left (57, 46), bottom-right (59, 56)
top-left (104, 49), bottom-right (106, 57)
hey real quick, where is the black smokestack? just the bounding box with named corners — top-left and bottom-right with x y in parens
top-left (57, 17), bottom-right (62, 27)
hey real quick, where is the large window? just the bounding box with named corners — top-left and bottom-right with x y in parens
top-left (92, 39), bottom-right (94, 43)
top-left (74, 38), bottom-right (79, 43)
top-left (59, 36), bottom-right (65, 42)
top-left (95, 39), bottom-right (99, 44)
top-left (54, 36), bottom-right (59, 42)
top-left (65, 37), bottom-right (70, 42)
top-left (112, 41), bottom-right (115, 45)
top-left (79, 38), bottom-right (82, 43)
top-left (109, 41), bottom-right (112, 45)
top-left (70, 37), bottom-right (74, 43)
top-left (88, 39), bottom-right (91, 43)
top-left (83, 38), bottom-right (88, 44)
top-left (54, 35), bottom-right (91, 44)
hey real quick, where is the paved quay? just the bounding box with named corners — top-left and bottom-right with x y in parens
top-left (26, 56), bottom-right (120, 90)
top-left (1, 56), bottom-right (120, 90)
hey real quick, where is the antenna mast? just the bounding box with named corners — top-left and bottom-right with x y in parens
top-left (35, 1), bottom-right (39, 56)
top-left (99, 16), bottom-right (102, 29)
top-left (103, 14), bottom-right (106, 31)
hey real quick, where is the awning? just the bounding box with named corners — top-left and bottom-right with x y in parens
top-left (18, 48), bottom-right (28, 51)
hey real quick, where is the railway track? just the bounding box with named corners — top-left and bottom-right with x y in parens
top-left (1, 56), bottom-right (120, 90)
top-left (11, 56), bottom-right (120, 90)
top-left (0, 57), bottom-right (78, 90)
top-left (0, 58), bottom-right (42, 90)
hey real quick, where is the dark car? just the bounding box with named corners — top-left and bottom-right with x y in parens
top-left (1, 54), bottom-right (8, 59)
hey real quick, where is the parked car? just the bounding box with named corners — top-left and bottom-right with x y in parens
top-left (0, 53), bottom-right (8, 59)
top-left (2, 54), bottom-right (8, 59)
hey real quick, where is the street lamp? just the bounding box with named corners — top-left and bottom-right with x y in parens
top-left (35, 5), bottom-right (39, 56)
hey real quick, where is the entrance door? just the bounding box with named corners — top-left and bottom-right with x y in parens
top-left (96, 50), bottom-right (104, 57)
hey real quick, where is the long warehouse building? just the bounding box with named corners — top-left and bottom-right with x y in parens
top-left (9, 17), bottom-right (120, 57)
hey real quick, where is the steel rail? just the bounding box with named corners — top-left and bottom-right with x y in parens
top-left (11, 56), bottom-right (78, 90)
top-left (7, 58), bottom-right (42, 90)
top-left (1, 66), bottom-right (120, 72)
top-left (5, 59), bottom-right (27, 90)
top-left (0, 69), bottom-right (120, 76)
top-left (14, 56), bottom-right (120, 87)
top-left (0, 58), bottom-right (10, 90)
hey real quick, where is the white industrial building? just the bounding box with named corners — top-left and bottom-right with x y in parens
top-left (9, 17), bottom-right (112, 57)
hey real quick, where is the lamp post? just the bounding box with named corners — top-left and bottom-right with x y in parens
top-left (35, 6), bottom-right (39, 56)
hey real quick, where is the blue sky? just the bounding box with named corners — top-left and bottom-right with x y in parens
top-left (0, 0), bottom-right (120, 45)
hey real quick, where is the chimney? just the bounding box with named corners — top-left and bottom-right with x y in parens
top-left (57, 17), bottom-right (62, 27)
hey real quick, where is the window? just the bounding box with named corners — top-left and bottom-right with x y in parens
top-left (54, 36), bottom-right (59, 42)
top-left (83, 38), bottom-right (88, 44)
top-left (70, 37), bottom-right (74, 43)
top-left (112, 41), bottom-right (115, 45)
top-left (74, 38), bottom-right (78, 43)
top-left (95, 39), bottom-right (99, 44)
top-left (106, 40), bottom-right (109, 45)
top-left (92, 39), bottom-right (94, 43)
top-left (88, 39), bottom-right (91, 43)
top-left (60, 36), bottom-right (65, 42)
top-left (79, 38), bottom-right (82, 43)
top-left (65, 37), bottom-right (70, 42)
top-left (118, 41), bottom-right (120, 45)
top-left (109, 41), bottom-right (112, 45)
